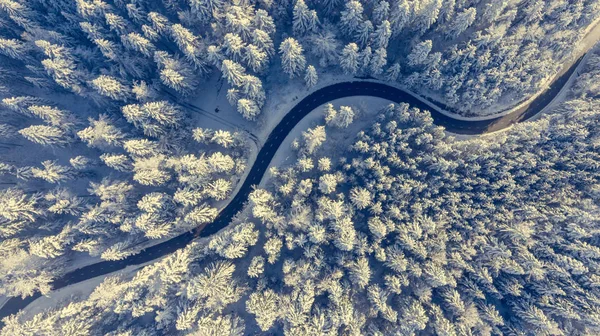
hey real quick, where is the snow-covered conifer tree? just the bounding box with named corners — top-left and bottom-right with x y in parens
top-left (133, 155), bottom-right (171, 186)
top-left (339, 0), bottom-right (365, 36)
top-left (358, 46), bottom-right (372, 74)
top-left (189, 0), bottom-right (222, 22)
top-left (349, 187), bottom-right (372, 209)
top-left (304, 65), bottom-right (318, 89)
top-left (91, 75), bottom-right (131, 101)
top-left (252, 29), bottom-right (275, 56)
top-left (355, 20), bottom-right (374, 47)
top-left (385, 63), bottom-right (401, 82)
top-left (243, 45), bottom-right (268, 72)
top-left (223, 33), bottom-right (246, 62)
top-left (279, 38), bottom-right (306, 78)
top-left (31, 160), bottom-right (73, 183)
top-left (121, 33), bottom-right (155, 57)
top-left (390, 0), bottom-right (410, 36)
top-left (221, 60), bottom-right (246, 86)
top-left (340, 43), bottom-right (360, 75)
top-left (324, 103), bottom-right (337, 125)
top-left (78, 114), bottom-right (126, 149)
top-left (100, 153), bottom-right (133, 172)
top-left (373, 1), bottom-right (390, 24)
top-left (335, 106), bottom-right (355, 128)
top-left (124, 139), bottom-right (159, 158)
top-left (19, 125), bottom-right (69, 147)
top-left (240, 75), bottom-right (266, 103)
top-left (206, 45), bottom-right (224, 68)
top-left (237, 98), bottom-right (260, 120)
top-left (446, 7), bottom-right (476, 39)
top-left (372, 20), bottom-right (392, 49)
top-left (369, 47), bottom-right (387, 75)
top-left (302, 125), bottom-right (326, 154)
top-left (293, 0), bottom-right (318, 36)
top-left (185, 203), bottom-right (218, 225)
top-left (408, 40), bottom-right (432, 66)
top-left (308, 30), bottom-right (341, 67)
top-left (154, 51), bottom-right (198, 94)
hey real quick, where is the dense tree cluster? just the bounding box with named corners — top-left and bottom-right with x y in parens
top-left (7, 52), bottom-right (600, 333)
top-left (0, 0), bottom-right (258, 297)
top-left (1, 0), bottom-right (600, 332)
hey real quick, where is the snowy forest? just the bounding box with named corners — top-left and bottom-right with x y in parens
top-left (1, 0), bottom-right (600, 334)
top-left (4, 46), bottom-right (600, 335)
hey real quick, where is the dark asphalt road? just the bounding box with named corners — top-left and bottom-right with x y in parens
top-left (0, 63), bottom-right (584, 320)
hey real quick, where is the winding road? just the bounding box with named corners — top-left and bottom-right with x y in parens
top-left (0, 51), bottom-right (590, 320)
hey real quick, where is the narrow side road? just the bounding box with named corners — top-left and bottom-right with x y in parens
top-left (0, 53), bottom-right (587, 320)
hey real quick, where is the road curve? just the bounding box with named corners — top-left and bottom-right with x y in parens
top-left (0, 56), bottom-right (587, 320)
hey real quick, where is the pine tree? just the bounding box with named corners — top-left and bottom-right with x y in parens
top-left (210, 130), bottom-right (235, 148)
top-left (340, 43), bottom-right (360, 75)
top-left (372, 20), bottom-right (392, 49)
top-left (302, 125), bottom-right (326, 154)
top-left (355, 20), bottom-right (373, 47)
top-left (370, 47), bottom-right (387, 75)
top-left (279, 38), bottom-right (306, 78)
top-left (206, 45), bottom-right (225, 68)
top-left (358, 46), bottom-right (372, 74)
top-left (91, 75), bottom-right (131, 101)
top-left (185, 203), bottom-right (218, 225)
top-left (101, 241), bottom-right (140, 261)
top-left (221, 60), bottom-right (247, 86)
top-left (243, 45), bottom-right (268, 72)
top-left (408, 40), bottom-right (432, 66)
top-left (31, 160), bottom-right (73, 183)
top-left (252, 29), bottom-right (275, 56)
top-left (100, 153), bottom-right (133, 172)
top-left (307, 30), bottom-right (341, 67)
top-left (0, 38), bottom-right (27, 60)
top-left (240, 75), bottom-right (266, 104)
top-left (390, 0), bottom-right (410, 36)
top-left (70, 156), bottom-right (92, 170)
top-left (35, 40), bottom-right (86, 94)
top-left (335, 106), bottom-right (355, 128)
top-left (339, 0), bottom-right (364, 36)
top-left (373, 1), bottom-right (390, 24)
top-left (319, 173), bottom-right (340, 194)
top-left (324, 103), bottom-right (337, 125)
top-left (293, 0), bottom-right (318, 36)
top-left (446, 7), bottom-right (477, 39)
top-left (223, 33), bottom-right (246, 62)
top-left (189, 0), bottom-right (223, 22)
top-left (304, 65), bottom-right (318, 89)
top-left (247, 256), bottom-right (265, 278)
top-left (78, 114), bottom-right (126, 149)
top-left (254, 9), bottom-right (276, 34)
top-left (121, 33), bottom-right (155, 57)
top-left (417, 0), bottom-right (442, 32)
top-left (154, 51), bottom-right (198, 94)
top-left (237, 98), bottom-right (260, 120)
top-left (206, 179), bottom-right (232, 200)
top-left (0, 188), bottom-right (41, 224)
top-left (19, 125), bottom-right (69, 147)
top-left (27, 105), bottom-right (73, 128)
top-left (348, 257), bottom-right (371, 288)
top-left (385, 63), bottom-right (401, 82)
top-left (133, 155), bottom-right (171, 186)
top-left (246, 290), bottom-right (280, 331)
